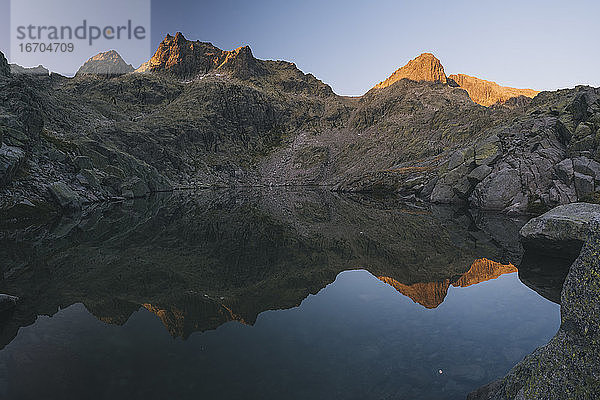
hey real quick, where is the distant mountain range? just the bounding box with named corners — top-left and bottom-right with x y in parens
top-left (1, 32), bottom-right (599, 217)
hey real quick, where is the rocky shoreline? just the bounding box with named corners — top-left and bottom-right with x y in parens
top-left (468, 204), bottom-right (600, 399)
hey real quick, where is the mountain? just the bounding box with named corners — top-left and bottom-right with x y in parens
top-left (136, 32), bottom-right (333, 96)
top-left (135, 32), bottom-right (259, 79)
top-left (373, 52), bottom-right (538, 107)
top-left (76, 50), bottom-right (134, 76)
top-left (374, 53), bottom-right (448, 88)
top-left (448, 73), bottom-right (539, 106)
top-left (10, 64), bottom-right (50, 76)
top-left (378, 258), bottom-right (517, 308)
top-left (0, 32), bottom-right (599, 218)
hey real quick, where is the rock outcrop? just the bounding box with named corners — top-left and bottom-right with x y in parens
top-left (0, 52), bottom-right (9, 77)
top-left (135, 32), bottom-right (262, 79)
top-left (0, 294), bottom-right (18, 313)
top-left (448, 74), bottom-right (539, 107)
top-left (520, 203), bottom-right (600, 257)
top-left (468, 221), bottom-right (600, 400)
top-left (76, 50), bottom-right (134, 76)
top-left (374, 53), bottom-right (448, 88)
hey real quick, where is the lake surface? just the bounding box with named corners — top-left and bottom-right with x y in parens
top-left (0, 189), bottom-right (564, 400)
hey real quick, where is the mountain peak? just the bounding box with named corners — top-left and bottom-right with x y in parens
top-left (77, 50), bottom-right (134, 76)
top-left (375, 52), bottom-right (447, 89)
top-left (136, 32), bottom-right (260, 79)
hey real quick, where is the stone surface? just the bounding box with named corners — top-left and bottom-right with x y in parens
top-left (519, 203), bottom-right (600, 257)
top-left (374, 53), bottom-right (448, 88)
top-left (0, 294), bottom-right (18, 313)
top-left (76, 50), bottom-right (134, 76)
top-left (0, 144), bottom-right (26, 186)
top-left (469, 222), bottom-right (600, 400)
top-left (48, 182), bottom-right (82, 210)
top-left (448, 73), bottom-right (539, 107)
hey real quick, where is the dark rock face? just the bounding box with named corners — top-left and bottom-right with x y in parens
top-left (76, 50), bottom-right (134, 76)
top-left (0, 52), bottom-right (9, 77)
top-left (468, 222), bottom-right (600, 400)
top-left (519, 203), bottom-right (600, 257)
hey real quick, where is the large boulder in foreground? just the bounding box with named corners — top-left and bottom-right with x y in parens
top-left (519, 203), bottom-right (600, 257)
top-left (468, 222), bottom-right (600, 400)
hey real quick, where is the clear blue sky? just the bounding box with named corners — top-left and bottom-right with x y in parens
top-left (2, 0), bottom-right (599, 95)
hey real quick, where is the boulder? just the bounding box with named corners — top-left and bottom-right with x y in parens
top-left (467, 164), bottom-right (492, 183)
top-left (468, 222), bottom-right (600, 400)
top-left (48, 182), bottom-right (82, 210)
top-left (0, 144), bottom-right (26, 186)
top-left (0, 294), bottom-right (18, 313)
top-left (520, 203), bottom-right (600, 257)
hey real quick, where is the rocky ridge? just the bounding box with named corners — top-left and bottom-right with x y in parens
top-left (449, 73), bottom-right (539, 107)
top-left (76, 50), bottom-right (134, 76)
top-left (1, 33), bottom-right (600, 217)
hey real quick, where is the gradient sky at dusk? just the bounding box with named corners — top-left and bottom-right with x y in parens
top-left (1, 0), bottom-right (599, 95)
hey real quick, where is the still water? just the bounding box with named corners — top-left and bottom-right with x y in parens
top-left (0, 190), bottom-right (563, 400)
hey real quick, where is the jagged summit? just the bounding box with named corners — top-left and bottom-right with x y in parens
top-left (135, 32), bottom-right (262, 79)
top-left (76, 50), bottom-right (134, 76)
top-left (375, 52), bottom-right (448, 89)
top-left (134, 32), bottom-right (334, 96)
top-left (448, 73), bottom-right (539, 107)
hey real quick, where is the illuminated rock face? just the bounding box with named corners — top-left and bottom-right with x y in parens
top-left (379, 258), bottom-right (517, 308)
top-left (453, 258), bottom-right (517, 288)
top-left (379, 277), bottom-right (450, 309)
top-left (135, 32), bottom-right (261, 79)
top-left (448, 74), bottom-right (539, 107)
top-left (374, 53), bottom-right (447, 89)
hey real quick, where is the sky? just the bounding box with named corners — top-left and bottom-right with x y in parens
top-left (1, 0), bottom-right (600, 95)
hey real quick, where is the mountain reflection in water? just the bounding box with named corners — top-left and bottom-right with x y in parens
top-left (0, 189), bottom-right (564, 400)
top-left (379, 259), bottom-right (517, 309)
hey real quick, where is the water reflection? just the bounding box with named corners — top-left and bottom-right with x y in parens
top-left (379, 258), bottom-right (517, 309)
top-left (0, 189), bottom-right (563, 399)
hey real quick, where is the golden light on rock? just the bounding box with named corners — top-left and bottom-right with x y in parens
top-left (378, 258), bottom-right (517, 309)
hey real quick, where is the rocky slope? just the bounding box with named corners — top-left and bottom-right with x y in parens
top-left (76, 50), bottom-right (134, 76)
top-left (448, 73), bottom-right (539, 107)
top-left (1, 33), bottom-right (599, 217)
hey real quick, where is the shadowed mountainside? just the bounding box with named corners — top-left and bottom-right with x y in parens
top-left (1, 33), bottom-right (600, 217)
